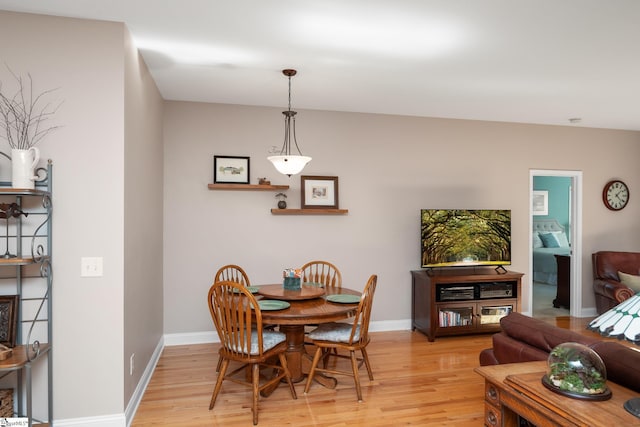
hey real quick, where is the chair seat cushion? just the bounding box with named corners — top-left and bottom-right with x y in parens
top-left (254, 330), bottom-right (286, 354)
top-left (232, 330), bottom-right (286, 355)
top-left (308, 322), bottom-right (359, 343)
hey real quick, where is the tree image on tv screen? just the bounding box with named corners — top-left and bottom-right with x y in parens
top-left (421, 210), bottom-right (511, 267)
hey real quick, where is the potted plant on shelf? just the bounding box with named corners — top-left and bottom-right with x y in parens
top-left (275, 192), bottom-right (287, 209)
top-left (0, 68), bottom-right (62, 189)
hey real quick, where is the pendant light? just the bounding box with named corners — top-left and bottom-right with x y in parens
top-left (268, 69), bottom-right (312, 176)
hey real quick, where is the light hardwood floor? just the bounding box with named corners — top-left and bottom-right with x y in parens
top-left (131, 317), bottom-right (595, 426)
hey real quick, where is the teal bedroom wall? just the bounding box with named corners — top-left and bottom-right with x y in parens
top-left (533, 176), bottom-right (571, 231)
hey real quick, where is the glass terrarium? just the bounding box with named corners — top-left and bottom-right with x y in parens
top-left (542, 342), bottom-right (611, 400)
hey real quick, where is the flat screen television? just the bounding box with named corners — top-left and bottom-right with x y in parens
top-left (421, 209), bottom-right (511, 269)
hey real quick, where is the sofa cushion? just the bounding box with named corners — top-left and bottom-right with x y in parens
top-left (499, 312), bottom-right (600, 352)
top-left (618, 271), bottom-right (640, 293)
top-left (491, 332), bottom-right (548, 364)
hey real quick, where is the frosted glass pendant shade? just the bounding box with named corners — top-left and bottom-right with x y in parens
top-left (268, 155), bottom-right (312, 176)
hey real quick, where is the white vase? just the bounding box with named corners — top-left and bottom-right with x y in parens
top-left (11, 147), bottom-right (40, 190)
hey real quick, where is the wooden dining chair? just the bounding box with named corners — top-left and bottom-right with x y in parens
top-left (208, 280), bottom-right (297, 425)
top-left (213, 264), bottom-right (253, 371)
top-left (303, 274), bottom-right (377, 402)
top-left (300, 261), bottom-right (343, 352)
top-left (300, 260), bottom-right (342, 288)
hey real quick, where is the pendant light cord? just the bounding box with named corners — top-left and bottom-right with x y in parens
top-left (288, 74), bottom-right (292, 112)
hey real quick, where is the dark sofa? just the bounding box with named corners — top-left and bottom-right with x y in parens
top-left (479, 312), bottom-right (640, 393)
top-left (593, 251), bottom-right (638, 314)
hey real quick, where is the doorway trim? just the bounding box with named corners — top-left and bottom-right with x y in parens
top-left (529, 169), bottom-right (583, 316)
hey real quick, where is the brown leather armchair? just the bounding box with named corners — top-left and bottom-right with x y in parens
top-left (592, 251), bottom-right (637, 314)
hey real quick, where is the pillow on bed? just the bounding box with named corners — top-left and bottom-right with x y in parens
top-left (618, 271), bottom-right (640, 292)
top-left (532, 232), bottom-right (544, 248)
top-left (552, 231), bottom-right (570, 248)
top-left (539, 231), bottom-right (569, 248)
top-left (539, 232), bottom-right (560, 248)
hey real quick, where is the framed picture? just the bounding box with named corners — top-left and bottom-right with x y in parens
top-left (301, 175), bottom-right (339, 209)
top-left (213, 155), bottom-right (250, 184)
top-left (0, 295), bottom-right (18, 348)
top-left (532, 190), bottom-right (549, 216)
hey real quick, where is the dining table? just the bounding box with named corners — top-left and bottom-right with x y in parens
top-left (254, 283), bottom-right (361, 388)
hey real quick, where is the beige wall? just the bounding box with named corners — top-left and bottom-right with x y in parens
top-left (0, 11), bottom-right (126, 420)
top-left (163, 102), bottom-right (640, 334)
top-left (123, 27), bottom-right (164, 408)
top-left (0, 11), bottom-right (163, 424)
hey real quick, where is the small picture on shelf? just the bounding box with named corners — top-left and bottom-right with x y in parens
top-left (213, 155), bottom-right (250, 184)
top-left (301, 175), bottom-right (339, 209)
top-left (0, 295), bottom-right (18, 348)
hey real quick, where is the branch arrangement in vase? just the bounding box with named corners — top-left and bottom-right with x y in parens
top-left (0, 68), bottom-right (63, 150)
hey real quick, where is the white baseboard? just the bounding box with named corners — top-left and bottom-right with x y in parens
top-left (164, 330), bottom-right (220, 346)
top-left (163, 319), bottom-right (412, 346)
top-left (369, 318), bottom-right (412, 332)
top-left (125, 337), bottom-right (165, 426)
top-left (54, 414), bottom-right (126, 427)
top-left (579, 307), bottom-right (598, 317)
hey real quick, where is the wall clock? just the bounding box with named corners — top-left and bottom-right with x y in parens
top-left (602, 180), bottom-right (629, 211)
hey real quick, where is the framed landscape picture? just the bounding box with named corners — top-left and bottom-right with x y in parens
top-left (532, 190), bottom-right (549, 216)
top-left (213, 155), bottom-right (250, 184)
top-left (301, 175), bottom-right (339, 209)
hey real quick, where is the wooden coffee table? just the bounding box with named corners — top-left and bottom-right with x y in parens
top-left (475, 361), bottom-right (639, 426)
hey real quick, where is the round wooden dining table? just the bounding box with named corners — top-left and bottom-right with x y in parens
top-left (255, 284), bottom-right (361, 387)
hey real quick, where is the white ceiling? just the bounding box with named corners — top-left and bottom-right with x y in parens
top-left (2, 0), bottom-right (640, 130)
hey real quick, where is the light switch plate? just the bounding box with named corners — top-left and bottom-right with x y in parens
top-left (81, 257), bottom-right (103, 277)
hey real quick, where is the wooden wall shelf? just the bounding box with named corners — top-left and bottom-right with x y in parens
top-left (271, 209), bottom-right (349, 215)
top-left (208, 184), bottom-right (289, 191)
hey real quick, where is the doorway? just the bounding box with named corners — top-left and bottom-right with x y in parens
top-left (529, 170), bottom-right (583, 318)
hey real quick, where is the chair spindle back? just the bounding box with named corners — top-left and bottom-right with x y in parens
top-left (300, 260), bottom-right (342, 288)
top-left (214, 264), bottom-right (251, 287)
top-left (208, 281), bottom-right (264, 360)
top-left (348, 274), bottom-right (377, 346)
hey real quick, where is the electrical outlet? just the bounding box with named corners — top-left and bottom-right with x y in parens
top-left (130, 353), bottom-right (135, 376)
top-left (81, 257), bottom-right (103, 277)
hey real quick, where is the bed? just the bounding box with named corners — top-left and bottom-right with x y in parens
top-left (532, 218), bottom-right (571, 285)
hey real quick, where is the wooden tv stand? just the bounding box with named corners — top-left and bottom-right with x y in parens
top-left (411, 268), bottom-right (522, 342)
